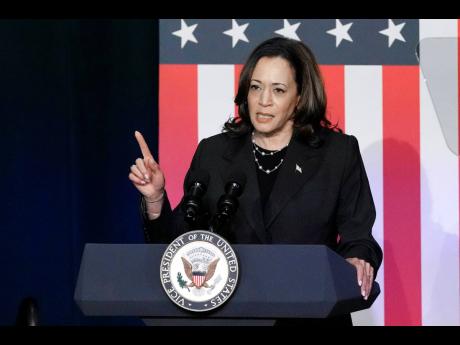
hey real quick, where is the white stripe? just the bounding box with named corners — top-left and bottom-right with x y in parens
top-left (420, 19), bottom-right (460, 325)
top-left (345, 66), bottom-right (385, 326)
top-left (198, 65), bottom-right (235, 141)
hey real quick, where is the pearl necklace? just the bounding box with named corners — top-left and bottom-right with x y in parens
top-left (251, 133), bottom-right (288, 174)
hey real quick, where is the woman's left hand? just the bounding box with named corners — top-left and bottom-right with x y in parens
top-left (345, 257), bottom-right (374, 300)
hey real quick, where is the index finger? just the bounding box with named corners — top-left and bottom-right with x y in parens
top-left (134, 131), bottom-right (153, 159)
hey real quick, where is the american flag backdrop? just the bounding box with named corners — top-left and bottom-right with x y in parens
top-left (158, 19), bottom-right (460, 326)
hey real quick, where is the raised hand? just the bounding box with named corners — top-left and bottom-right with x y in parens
top-left (129, 131), bottom-right (165, 201)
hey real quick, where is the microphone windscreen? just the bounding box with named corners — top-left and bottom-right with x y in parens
top-left (226, 170), bottom-right (246, 189)
top-left (186, 169), bottom-right (210, 189)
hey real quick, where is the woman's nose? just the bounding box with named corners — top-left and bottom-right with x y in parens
top-left (259, 89), bottom-right (273, 106)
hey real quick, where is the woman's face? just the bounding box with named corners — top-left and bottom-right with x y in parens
top-left (247, 56), bottom-right (300, 138)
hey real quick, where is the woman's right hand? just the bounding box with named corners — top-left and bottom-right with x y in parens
top-left (129, 131), bottom-right (165, 200)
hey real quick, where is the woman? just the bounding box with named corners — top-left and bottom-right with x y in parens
top-left (129, 37), bottom-right (382, 326)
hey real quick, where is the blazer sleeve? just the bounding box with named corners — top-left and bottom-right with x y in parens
top-left (141, 138), bottom-right (207, 243)
top-left (335, 135), bottom-right (383, 277)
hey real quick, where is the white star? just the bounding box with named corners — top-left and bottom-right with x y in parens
top-left (274, 19), bottom-right (301, 41)
top-left (379, 19), bottom-right (406, 47)
top-left (326, 19), bottom-right (353, 47)
top-left (172, 19), bottom-right (198, 49)
top-left (223, 19), bottom-right (249, 48)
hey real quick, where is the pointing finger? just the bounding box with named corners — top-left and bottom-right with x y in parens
top-left (135, 131), bottom-right (153, 159)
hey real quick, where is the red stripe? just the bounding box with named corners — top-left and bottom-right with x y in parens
top-left (234, 64), bottom-right (244, 118)
top-left (194, 275), bottom-right (204, 287)
top-left (321, 65), bottom-right (345, 244)
top-left (383, 66), bottom-right (421, 325)
top-left (159, 65), bottom-right (198, 208)
top-left (320, 65), bottom-right (345, 132)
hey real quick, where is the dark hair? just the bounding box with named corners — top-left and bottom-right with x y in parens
top-left (223, 37), bottom-right (341, 147)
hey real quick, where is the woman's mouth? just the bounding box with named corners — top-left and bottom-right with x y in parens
top-left (256, 113), bottom-right (274, 123)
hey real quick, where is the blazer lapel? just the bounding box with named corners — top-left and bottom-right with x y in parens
top-left (221, 134), bottom-right (267, 242)
top-left (263, 134), bottom-right (324, 230)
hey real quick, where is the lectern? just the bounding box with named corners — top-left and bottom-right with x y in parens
top-left (74, 244), bottom-right (380, 325)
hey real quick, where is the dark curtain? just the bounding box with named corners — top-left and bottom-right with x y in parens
top-left (0, 19), bottom-right (158, 325)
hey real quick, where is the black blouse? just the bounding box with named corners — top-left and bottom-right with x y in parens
top-left (252, 142), bottom-right (288, 211)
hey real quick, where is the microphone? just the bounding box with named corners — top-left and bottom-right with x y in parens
top-left (181, 169), bottom-right (210, 228)
top-left (209, 171), bottom-right (246, 238)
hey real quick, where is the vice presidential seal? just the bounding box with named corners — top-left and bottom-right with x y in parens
top-left (160, 230), bottom-right (239, 312)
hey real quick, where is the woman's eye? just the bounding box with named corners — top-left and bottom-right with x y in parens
top-left (250, 84), bottom-right (260, 90)
top-left (274, 88), bottom-right (285, 94)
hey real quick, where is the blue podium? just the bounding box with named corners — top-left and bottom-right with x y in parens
top-left (74, 244), bottom-right (380, 325)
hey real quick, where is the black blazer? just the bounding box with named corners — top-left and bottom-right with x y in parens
top-left (143, 127), bottom-right (382, 275)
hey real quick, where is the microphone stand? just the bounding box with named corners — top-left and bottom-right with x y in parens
top-left (209, 193), bottom-right (239, 241)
